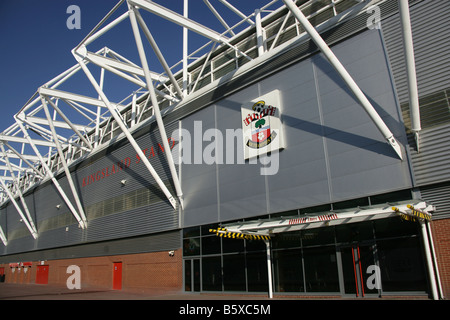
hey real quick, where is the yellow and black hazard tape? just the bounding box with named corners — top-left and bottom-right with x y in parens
top-left (392, 205), bottom-right (432, 222)
top-left (209, 228), bottom-right (270, 241)
top-left (407, 205), bottom-right (432, 221)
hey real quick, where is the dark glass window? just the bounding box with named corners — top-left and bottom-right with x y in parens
top-left (333, 197), bottom-right (369, 210)
top-left (273, 249), bottom-right (304, 293)
top-left (245, 238), bottom-right (266, 252)
top-left (302, 227), bottom-right (335, 246)
top-left (370, 190), bottom-right (412, 205)
top-left (246, 252), bottom-right (268, 292)
top-left (201, 223), bottom-right (219, 236)
top-left (272, 232), bottom-right (301, 249)
top-left (183, 238), bottom-right (200, 256)
top-left (222, 236), bottom-right (244, 253)
top-left (223, 254), bottom-right (246, 291)
top-left (335, 221), bottom-right (373, 244)
top-left (303, 246), bottom-right (339, 292)
top-left (202, 235), bottom-right (221, 255)
top-left (377, 237), bottom-right (427, 292)
top-left (374, 217), bottom-right (419, 239)
top-left (202, 256), bottom-right (222, 291)
top-left (184, 260), bottom-right (192, 292)
top-left (183, 226), bottom-right (200, 238)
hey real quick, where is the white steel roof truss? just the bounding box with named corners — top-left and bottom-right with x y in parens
top-left (0, 144), bottom-right (38, 235)
top-left (0, 177), bottom-right (38, 239)
top-left (0, 132), bottom-right (58, 149)
top-left (40, 95), bottom-right (93, 150)
top-left (15, 121), bottom-right (87, 229)
top-left (128, 4), bottom-right (184, 207)
top-left (133, 9), bottom-right (183, 99)
top-left (129, 0), bottom-right (252, 63)
top-left (0, 0), bottom-right (400, 242)
top-left (203, 0), bottom-right (236, 37)
top-left (24, 116), bottom-right (86, 132)
top-left (40, 98), bottom-right (88, 227)
top-left (85, 53), bottom-right (178, 104)
top-left (1, 142), bottom-right (43, 179)
top-left (73, 47), bottom-right (178, 209)
top-left (19, 117), bottom-right (87, 152)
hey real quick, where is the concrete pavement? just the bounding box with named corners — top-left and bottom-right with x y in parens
top-left (0, 283), bottom-right (272, 300)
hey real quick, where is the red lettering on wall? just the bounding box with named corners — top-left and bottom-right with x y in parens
top-left (81, 140), bottom-right (177, 188)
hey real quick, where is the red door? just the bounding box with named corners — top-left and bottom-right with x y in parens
top-left (36, 265), bottom-right (49, 284)
top-left (0, 267), bottom-right (5, 282)
top-left (113, 262), bottom-right (122, 290)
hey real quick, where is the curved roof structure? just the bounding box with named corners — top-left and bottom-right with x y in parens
top-left (0, 0), bottom-right (399, 240)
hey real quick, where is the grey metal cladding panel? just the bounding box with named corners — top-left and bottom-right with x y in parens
top-left (34, 183), bottom-right (69, 222)
top-left (181, 106), bottom-right (220, 226)
top-left (76, 121), bottom-right (179, 207)
top-left (180, 29), bottom-right (413, 226)
top-left (84, 202), bottom-right (179, 243)
top-left (382, 0), bottom-right (450, 103)
top-left (2, 235), bottom-right (36, 255)
top-left (215, 87), bottom-right (269, 221)
top-left (262, 57), bottom-right (331, 212)
top-left (382, 0), bottom-right (450, 188)
top-left (316, 30), bottom-right (412, 200)
top-left (0, 207), bottom-right (5, 231)
top-left (419, 182), bottom-right (450, 220)
top-left (267, 30), bottom-right (411, 206)
top-left (5, 204), bottom-right (21, 232)
top-left (409, 124), bottom-right (450, 185)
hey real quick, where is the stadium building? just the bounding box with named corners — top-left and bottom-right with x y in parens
top-left (0, 0), bottom-right (449, 299)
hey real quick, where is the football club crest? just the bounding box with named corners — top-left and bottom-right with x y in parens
top-left (241, 90), bottom-right (284, 159)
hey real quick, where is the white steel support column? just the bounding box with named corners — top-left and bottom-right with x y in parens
top-left (40, 97), bottom-right (88, 227)
top-left (133, 11), bottom-right (183, 99)
top-left (131, 92), bottom-right (137, 127)
top-left (399, 0), bottom-right (421, 150)
top-left (426, 221), bottom-right (444, 299)
top-left (128, 4), bottom-right (184, 207)
top-left (0, 144), bottom-right (38, 236)
top-left (95, 50), bottom-right (106, 148)
top-left (282, 0), bottom-right (403, 160)
top-left (73, 46), bottom-right (178, 209)
top-left (0, 177), bottom-right (37, 239)
top-left (255, 9), bottom-right (265, 57)
top-left (0, 223), bottom-right (7, 246)
top-left (14, 119), bottom-right (87, 229)
top-left (265, 240), bottom-right (273, 299)
top-left (183, 0), bottom-right (189, 97)
top-left (421, 221), bottom-right (439, 300)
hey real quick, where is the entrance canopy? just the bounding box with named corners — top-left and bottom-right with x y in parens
top-left (216, 201), bottom-right (435, 239)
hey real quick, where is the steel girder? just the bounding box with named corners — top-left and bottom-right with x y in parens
top-left (0, 0), bottom-right (408, 243)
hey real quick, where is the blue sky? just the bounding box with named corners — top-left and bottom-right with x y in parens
top-left (0, 0), bottom-right (281, 133)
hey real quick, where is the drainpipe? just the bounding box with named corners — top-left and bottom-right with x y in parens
top-left (399, 0), bottom-right (421, 151)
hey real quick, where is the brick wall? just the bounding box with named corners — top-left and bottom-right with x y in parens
top-left (431, 219), bottom-right (450, 299)
top-left (0, 249), bottom-right (183, 294)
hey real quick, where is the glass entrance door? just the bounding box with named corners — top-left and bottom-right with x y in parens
top-left (340, 244), bottom-right (380, 297)
top-left (184, 259), bottom-right (200, 292)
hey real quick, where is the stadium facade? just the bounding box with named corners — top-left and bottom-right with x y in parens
top-left (0, 0), bottom-right (449, 299)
